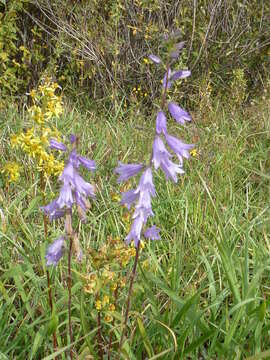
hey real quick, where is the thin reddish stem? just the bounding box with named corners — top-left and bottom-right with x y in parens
top-left (119, 242), bottom-right (140, 349)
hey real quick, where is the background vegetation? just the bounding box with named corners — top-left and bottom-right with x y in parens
top-left (0, 0), bottom-right (270, 359)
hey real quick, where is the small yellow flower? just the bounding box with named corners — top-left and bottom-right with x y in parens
top-left (190, 149), bottom-right (198, 157)
top-left (111, 192), bottom-right (121, 202)
top-left (102, 295), bottom-right (110, 306)
top-left (2, 162), bottom-right (21, 183)
top-left (95, 300), bottom-right (102, 311)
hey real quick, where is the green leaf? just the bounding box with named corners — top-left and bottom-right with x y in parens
top-left (137, 317), bottom-right (154, 358)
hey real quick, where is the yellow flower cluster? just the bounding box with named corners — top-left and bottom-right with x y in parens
top-left (84, 236), bottom-right (142, 322)
top-left (8, 79), bottom-right (64, 179)
top-left (132, 86), bottom-right (148, 100)
top-left (1, 162), bottom-right (21, 183)
top-left (11, 127), bottom-right (64, 176)
top-left (28, 79), bottom-right (63, 124)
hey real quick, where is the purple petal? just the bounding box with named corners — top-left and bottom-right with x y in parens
top-left (74, 191), bottom-right (87, 210)
top-left (56, 183), bottom-right (74, 208)
top-left (170, 70), bottom-right (191, 82)
top-left (46, 236), bottom-right (65, 266)
top-left (163, 68), bottom-right (172, 89)
top-left (144, 225), bottom-right (161, 240)
top-left (41, 200), bottom-right (64, 220)
top-left (165, 133), bottom-right (194, 163)
top-left (156, 111), bottom-right (167, 135)
top-left (138, 168), bottom-right (155, 197)
top-left (68, 150), bottom-right (80, 168)
top-left (148, 54), bottom-right (162, 64)
top-left (73, 173), bottom-right (95, 199)
top-left (114, 162), bottom-right (144, 183)
top-left (125, 212), bottom-right (144, 247)
top-left (59, 162), bottom-right (75, 184)
top-left (78, 156), bottom-right (96, 171)
top-left (152, 136), bottom-right (172, 169)
top-left (121, 189), bottom-right (139, 209)
top-left (168, 102), bottom-right (191, 125)
top-left (49, 139), bottom-right (67, 152)
top-left (160, 158), bottom-right (185, 183)
top-left (70, 134), bottom-right (76, 144)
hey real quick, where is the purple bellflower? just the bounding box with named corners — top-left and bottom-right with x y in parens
top-left (115, 162), bottom-right (144, 183)
top-left (42, 135), bottom-right (96, 265)
top-left (144, 225), bottom-right (160, 240)
top-left (165, 134), bottom-right (194, 165)
top-left (42, 140), bottom-right (96, 221)
top-left (45, 236), bottom-right (65, 266)
top-left (116, 41), bottom-right (195, 247)
top-left (125, 168), bottom-right (157, 247)
top-left (148, 54), bottom-right (162, 64)
top-left (156, 111), bottom-right (167, 135)
top-left (168, 102), bottom-right (191, 125)
top-left (50, 139), bottom-right (67, 152)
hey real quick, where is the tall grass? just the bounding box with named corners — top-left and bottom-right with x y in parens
top-left (0, 96), bottom-right (270, 359)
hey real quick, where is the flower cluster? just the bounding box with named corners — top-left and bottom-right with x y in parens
top-left (115, 43), bottom-right (194, 248)
top-left (84, 236), bottom-right (140, 322)
top-left (9, 79), bottom-right (64, 179)
top-left (28, 79), bottom-right (63, 124)
top-left (1, 161), bottom-right (21, 183)
top-left (42, 135), bottom-right (96, 265)
top-left (11, 127), bottom-right (64, 176)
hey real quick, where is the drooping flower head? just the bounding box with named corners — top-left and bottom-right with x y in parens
top-left (42, 134), bottom-right (96, 265)
top-left (116, 38), bottom-right (195, 248)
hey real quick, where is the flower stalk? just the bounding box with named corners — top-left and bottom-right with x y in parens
top-left (119, 241), bottom-right (140, 350)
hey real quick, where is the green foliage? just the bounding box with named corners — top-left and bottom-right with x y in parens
top-left (0, 0), bottom-right (49, 104)
top-left (1, 1), bottom-right (269, 106)
top-left (1, 95), bottom-right (270, 358)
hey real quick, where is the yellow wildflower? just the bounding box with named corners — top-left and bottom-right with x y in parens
top-left (95, 300), bottom-right (102, 311)
top-left (2, 162), bottom-right (21, 183)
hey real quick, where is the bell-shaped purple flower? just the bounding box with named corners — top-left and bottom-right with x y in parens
top-left (41, 200), bottom-right (65, 220)
top-left (73, 173), bottom-right (95, 199)
top-left (50, 139), bottom-right (67, 152)
top-left (125, 211), bottom-right (144, 247)
top-left (165, 134), bottom-right (194, 164)
top-left (170, 70), bottom-right (191, 81)
top-left (115, 162), bottom-right (144, 183)
top-left (46, 236), bottom-right (65, 266)
top-left (156, 111), bottom-right (167, 135)
top-left (160, 157), bottom-right (184, 183)
top-left (168, 102), bottom-right (191, 125)
top-left (56, 183), bottom-right (74, 208)
top-left (137, 167), bottom-right (156, 197)
top-left (152, 136), bottom-right (172, 169)
top-left (121, 189), bottom-right (139, 209)
top-left (144, 225), bottom-right (161, 240)
top-left (78, 156), bottom-right (96, 171)
top-left (148, 54), bottom-right (162, 64)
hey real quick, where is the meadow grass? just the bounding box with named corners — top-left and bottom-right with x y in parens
top-left (0, 96), bottom-right (270, 359)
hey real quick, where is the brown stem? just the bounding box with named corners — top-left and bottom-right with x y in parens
top-left (68, 234), bottom-right (73, 359)
top-left (119, 242), bottom-right (140, 349)
top-left (108, 286), bottom-right (119, 359)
